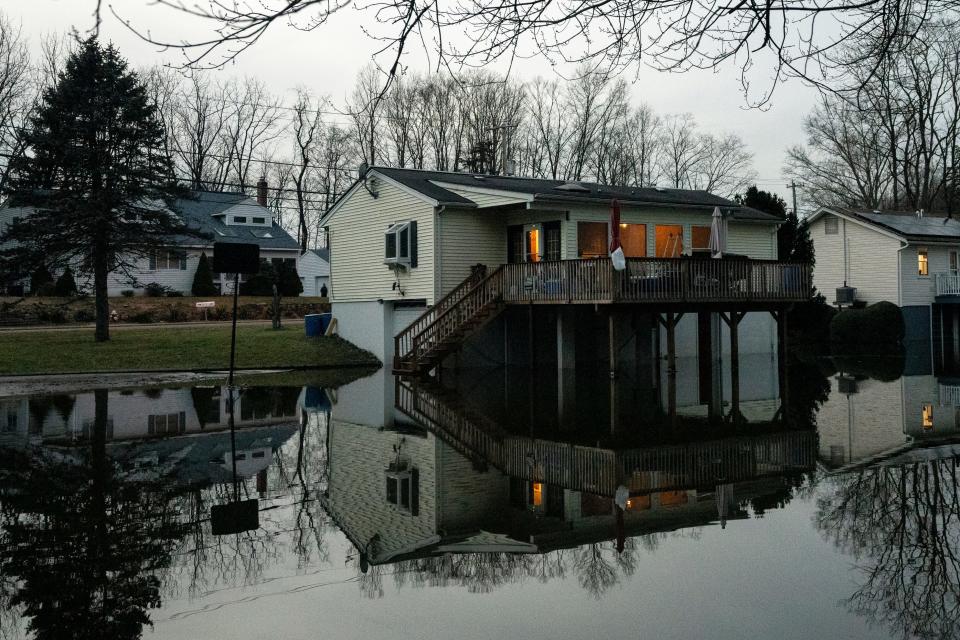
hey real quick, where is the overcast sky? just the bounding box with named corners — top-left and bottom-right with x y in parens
top-left (7, 0), bottom-right (821, 204)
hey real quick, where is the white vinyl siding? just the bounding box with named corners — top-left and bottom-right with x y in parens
top-left (901, 243), bottom-right (959, 306)
top-left (326, 178), bottom-right (435, 304)
top-left (810, 213), bottom-right (900, 304)
top-left (438, 209), bottom-right (507, 294)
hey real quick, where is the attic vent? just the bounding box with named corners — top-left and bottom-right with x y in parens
top-left (554, 182), bottom-right (590, 193)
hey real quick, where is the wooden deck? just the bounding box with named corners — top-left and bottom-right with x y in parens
top-left (499, 257), bottom-right (811, 305)
top-left (394, 257), bottom-right (811, 374)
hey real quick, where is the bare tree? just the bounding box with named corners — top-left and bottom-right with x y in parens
top-left (220, 77), bottom-right (282, 190)
top-left (694, 133), bottom-right (755, 197)
top-left (114, 1), bottom-right (955, 106)
top-left (0, 15), bottom-right (34, 192)
top-left (169, 72), bottom-right (230, 190)
top-left (290, 88), bottom-right (324, 252)
top-left (660, 113), bottom-right (704, 189)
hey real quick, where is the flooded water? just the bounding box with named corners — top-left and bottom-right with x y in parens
top-left (1, 347), bottom-right (959, 639)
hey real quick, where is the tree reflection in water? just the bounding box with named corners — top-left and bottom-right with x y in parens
top-left (817, 459), bottom-right (960, 640)
top-left (0, 386), bottom-right (333, 639)
top-left (0, 390), bottom-right (184, 640)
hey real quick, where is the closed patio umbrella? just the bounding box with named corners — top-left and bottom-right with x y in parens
top-left (609, 199), bottom-right (626, 271)
top-left (709, 206), bottom-right (726, 258)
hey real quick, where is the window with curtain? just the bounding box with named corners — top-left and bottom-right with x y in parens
top-left (620, 223), bottom-right (647, 257)
top-left (692, 226), bottom-right (712, 252)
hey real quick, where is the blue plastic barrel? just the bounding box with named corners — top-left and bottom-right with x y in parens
top-left (319, 312), bottom-right (332, 334)
top-left (304, 314), bottom-right (322, 337)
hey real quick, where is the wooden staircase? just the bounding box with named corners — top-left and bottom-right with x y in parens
top-left (393, 265), bottom-right (506, 375)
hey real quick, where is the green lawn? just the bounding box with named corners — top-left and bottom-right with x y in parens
top-left (0, 325), bottom-right (380, 375)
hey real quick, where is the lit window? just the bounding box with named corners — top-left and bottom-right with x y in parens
top-left (655, 225), bottom-right (684, 257)
top-left (922, 403), bottom-right (934, 429)
top-left (621, 223), bottom-right (648, 257)
top-left (527, 227), bottom-right (541, 262)
top-left (531, 482), bottom-right (543, 506)
top-left (384, 221), bottom-right (417, 268)
top-left (918, 248), bottom-right (929, 276)
top-left (692, 225), bottom-right (711, 252)
top-left (824, 216), bottom-right (839, 234)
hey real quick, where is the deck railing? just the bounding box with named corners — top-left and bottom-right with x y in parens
top-left (396, 378), bottom-right (816, 497)
top-left (936, 272), bottom-right (960, 296)
top-left (501, 257), bottom-right (812, 304)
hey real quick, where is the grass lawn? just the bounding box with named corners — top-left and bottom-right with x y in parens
top-left (0, 325), bottom-right (380, 375)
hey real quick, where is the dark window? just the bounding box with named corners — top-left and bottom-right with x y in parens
top-left (233, 216), bottom-right (247, 224)
top-left (507, 225), bottom-right (524, 264)
top-left (544, 221), bottom-right (561, 261)
top-left (578, 222), bottom-right (608, 258)
top-left (384, 221), bottom-right (417, 267)
top-left (252, 217), bottom-right (266, 224)
top-left (824, 216), bottom-right (839, 234)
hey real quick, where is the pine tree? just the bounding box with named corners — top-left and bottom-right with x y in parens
top-left (0, 39), bottom-right (206, 341)
top-left (29, 265), bottom-right (53, 295)
top-left (191, 252), bottom-right (218, 296)
top-left (738, 186), bottom-right (814, 265)
top-left (53, 266), bottom-right (77, 297)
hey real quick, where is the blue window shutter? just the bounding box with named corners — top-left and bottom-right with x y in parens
top-left (149, 253), bottom-right (156, 270)
top-left (180, 253), bottom-right (187, 270)
top-left (410, 221), bottom-right (418, 268)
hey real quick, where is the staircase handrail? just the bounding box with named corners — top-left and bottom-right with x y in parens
top-left (393, 265), bottom-right (502, 368)
top-left (407, 265), bottom-right (505, 361)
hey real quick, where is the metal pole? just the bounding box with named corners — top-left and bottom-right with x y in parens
top-left (229, 272), bottom-right (240, 502)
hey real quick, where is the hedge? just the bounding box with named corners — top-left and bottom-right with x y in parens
top-left (829, 301), bottom-right (905, 346)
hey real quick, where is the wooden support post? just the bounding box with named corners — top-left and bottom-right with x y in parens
top-left (666, 311), bottom-right (677, 424)
top-left (528, 303), bottom-right (535, 370)
top-left (729, 311), bottom-right (743, 424)
top-left (609, 312), bottom-right (616, 379)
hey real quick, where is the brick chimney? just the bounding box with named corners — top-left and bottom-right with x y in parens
top-left (256, 176), bottom-right (268, 206)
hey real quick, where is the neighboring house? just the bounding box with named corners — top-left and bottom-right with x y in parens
top-left (321, 166), bottom-right (793, 366)
top-left (808, 207), bottom-right (960, 341)
top-left (297, 247), bottom-right (331, 297)
top-left (0, 186), bottom-right (300, 296)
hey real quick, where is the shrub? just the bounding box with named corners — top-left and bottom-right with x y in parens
top-left (35, 303), bottom-right (67, 324)
top-left (128, 310), bottom-right (155, 323)
top-left (162, 303), bottom-right (188, 322)
top-left (191, 252), bottom-right (218, 296)
top-left (166, 290), bottom-right (183, 298)
top-left (144, 282), bottom-right (167, 297)
top-left (211, 305), bottom-right (230, 320)
top-left (830, 301), bottom-right (905, 347)
top-left (34, 282), bottom-right (56, 297)
top-left (30, 265), bottom-right (53, 294)
top-left (73, 308), bottom-right (95, 322)
top-left (53, 267), bottom-right (77, 297)
top-left (120, 289), bottom-right (135, 297)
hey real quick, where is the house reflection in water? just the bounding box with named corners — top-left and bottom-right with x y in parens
top-left (323, 364), bottom-right (815, 570)
top-left (817, 354), bottom-right (960, 470)
top-left (0, 384), bottom-right (317, 486)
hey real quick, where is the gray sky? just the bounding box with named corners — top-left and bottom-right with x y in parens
top-left (7, 0), bottom-right (820, 204)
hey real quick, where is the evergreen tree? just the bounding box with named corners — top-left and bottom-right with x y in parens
top-left (29, 265), bottom-right (53, 295)
top-left (190, 252), bottom-right (217, 296)
top-left (276, 260), bottom-right (303, 296)
top-left (53, 267), bottom-right (77, 297)
top-left (0, 39), bottom-right (206, 341)
top-left (738, 186), bottom-right (814, 265)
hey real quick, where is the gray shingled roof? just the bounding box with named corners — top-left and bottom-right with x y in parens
top-left (831, 207), bottom-right (960, 241)
top-left (372, 167), bottom-right (781, 222)
top-left (310, 247), bottom-right (330, 262)
top-left (174, 191), bottom-right (299, 250)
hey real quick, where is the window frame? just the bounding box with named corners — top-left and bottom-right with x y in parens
top-left (824, 216), bottom-right (839, 235)
top-left (384, 221), bottom-right (417, 268)
top-left (918, 247), bottom-right (929, 277)
top-left (252, 216), bottom-right (266, 224)
top-left (233, 216), bottom-right (247, 224)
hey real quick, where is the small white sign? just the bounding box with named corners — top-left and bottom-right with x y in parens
top-left (195, 301), bottom-right (216, 308)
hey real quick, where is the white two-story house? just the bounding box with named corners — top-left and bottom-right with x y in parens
top-left (808, 207), bottom-right (960, 344)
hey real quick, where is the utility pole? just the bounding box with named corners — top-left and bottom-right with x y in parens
top-left (787, 180), bottom-right (803, 217)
